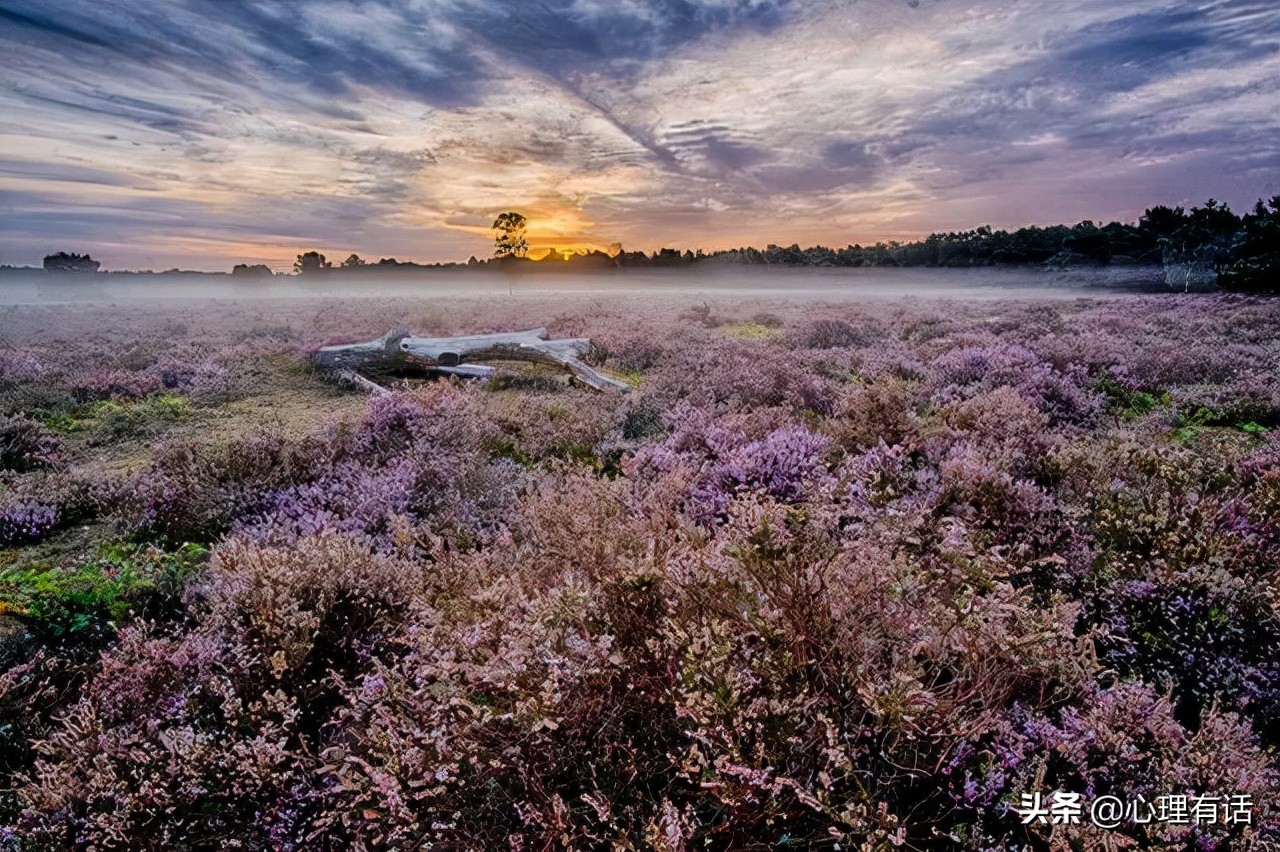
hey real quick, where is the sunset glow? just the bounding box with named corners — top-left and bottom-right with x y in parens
top-left (2, 1), bottom-right (1278, 270)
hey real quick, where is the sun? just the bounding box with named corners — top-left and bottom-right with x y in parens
top-left (487, 204), bottom-right (623, 261)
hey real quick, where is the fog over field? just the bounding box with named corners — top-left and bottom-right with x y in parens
top-left (0, 266), bottom-right (1168, 311)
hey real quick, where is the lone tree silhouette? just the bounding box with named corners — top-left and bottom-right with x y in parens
top-left (294, 251), bottom-right (331, 274)
top-left (492, 212), bottom-right (528, 259)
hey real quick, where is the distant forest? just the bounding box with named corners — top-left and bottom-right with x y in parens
top-left (613, 197), bottom-right (1278, 292)
top-left (24, 196), bottom-right (1280, 293)
top-left (272, 197), bottom-right (1280, 293)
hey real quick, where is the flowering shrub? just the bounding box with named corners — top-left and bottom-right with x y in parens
top-left (239, 387), bottom-right (520, 552)
top-left (643, 337), bottom-right (836, 415)
top-left (0, 415), bottom-right (64, 472)
top-left (687, 424), bottom-right (833, 524)
top-left (12, 535), bottom-right (421, 849)
top-left (931, 343), bottom-right (1102, 426)
top-left (791, 315), bottom-right (885, 349)
top-left (66, 368), bottom-right (163, 403)
top-left (119, 431), bottom-right (332, 544)
top-left (0, 349), bottom-right (46, 387)
top-left (150, 356), bottom-right (241, 404)
top-left (978, 684), bottom-right (1279, 849)
top-left (2, 294), bottom-right (1280, 848)
top-left (484, 389), bottom-right (620, 467)
top-left (1087, 576), bottom-right (1280, 737)
top-left (600, 332), bottom-right (665, 372)
top-left (0, 502), bottom-right (58, 548)
top-left (834, 375), bottom-right (923, 451)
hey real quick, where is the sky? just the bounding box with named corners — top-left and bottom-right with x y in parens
top-left (1, 0), bottom-right (1278, 272)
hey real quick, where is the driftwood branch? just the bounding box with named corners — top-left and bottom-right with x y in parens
top-left (336, 369), bottom-right (390, 396)
top-left (314, 328), bottom-right (628, 393)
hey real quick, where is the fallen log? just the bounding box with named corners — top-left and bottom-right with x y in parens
top-left (314, 328), bottom-right (628, 393)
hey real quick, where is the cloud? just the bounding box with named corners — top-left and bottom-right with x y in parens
top-left (0, 0), bottom-right (1277, 269)
top-left (448, 0), bottom-right (794, 72)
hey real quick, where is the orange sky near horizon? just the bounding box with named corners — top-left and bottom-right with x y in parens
top-left (2, 1), bottom-right (1278, 272)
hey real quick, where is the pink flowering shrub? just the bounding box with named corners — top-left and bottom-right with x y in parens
top-left (149, 356), bottom-right (241, 404)
top-left (66, 368), bottom-right (163, 403)
top-left (242, 387), bottom-right (521, 552)
top-left (0, 501), bottom-right (58, 547)
top-left (935, 386), bottom-right (1057, 476)
top-left (11, 535), bottom-right (422, 849)
top-left (117, 432), bottom-right (329, 545)
top-left (0, 415), bottom-right (64, 472)
top-left (0, 349), bottom-right (46, 387)
top-left (643, 336), bottom-right (837, 415)
top-left (598, 331), bottom-right (666, 372)
top-left (0, 468), bottom-right (105, 548)
top-left (790, 315), bottom-right (886, 349)
top-left (3, 294), bottom-right (1280, 848)
top-left (949, 686), bottom-right (1275, 850)
top-left (686, 424), bottom-right (833, 524)
top-left (830, 375), bottom-right (923, 451)
top-left (485, 389), bottom-right (622, 467)
top-left (930, 343), bottom-right (1102, 426)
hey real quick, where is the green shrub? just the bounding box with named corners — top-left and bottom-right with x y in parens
top-left (1096, 373), bottom-right (1169, 419)
top-left (0, 541), bottom-right (206, 640)
top-left (88, 394), bottom-right (190, 439)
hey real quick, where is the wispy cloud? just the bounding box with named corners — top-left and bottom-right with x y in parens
top-left (1, 0), bottom-right (1277, 269)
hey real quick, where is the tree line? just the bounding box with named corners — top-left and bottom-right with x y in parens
top-left (645, 197), bottom-right (1277, 292)
top-left (33, 196), bottom-right (1280, 292)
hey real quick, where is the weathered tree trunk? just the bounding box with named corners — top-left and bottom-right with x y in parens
top-left (314, 328), bottom-right (629, 393)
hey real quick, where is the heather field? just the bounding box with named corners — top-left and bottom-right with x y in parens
top-left (2, 281), bottom-right (1279, 850)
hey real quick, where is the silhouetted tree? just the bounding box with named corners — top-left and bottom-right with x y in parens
top-left (1062, 221), bottom-right (1112, 264)
top-left (294, 251), bottom-right (331, 274)
top-left (43, 252), bottom-right (100, 273)
top-left (1139, 205), bottom-right (1188, 240)
top-left (650, 248), bottom-right (684, 267)
top-left (340, 253), bottom-right (366, 268)
top-left (1175, 200), bottom-right (1239, 258)
top-left (1218, 196), bottom-right (1280, 293)
top-left (492, 212), bottom-right (528, 259)
top-left (231, 263), bottom-right (274, 278)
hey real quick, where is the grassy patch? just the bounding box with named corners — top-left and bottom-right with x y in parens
top-left (1240, 421), bottom-right (1268, 438)
top-left (1121, 390), bottom-right (1166, 418)
top-left (1171, 405), bottom-right (1271, 436)
top-left (1097, 374), bottom-right (1170, 419)
top-left (1170, 425), bottom-right (1203, 446)
top-left (612, 369), bottom-right (645, 389)
top-left (548, 442), bottom-right (604, 469)
top-left (0, 540), bottom-right (206, 640)
top-left (721, 321), bottom-right (778, 341)
top-left (485, 436), bottom-right (534, 468)
top-left (42, 393), bottom-right (190, 441)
